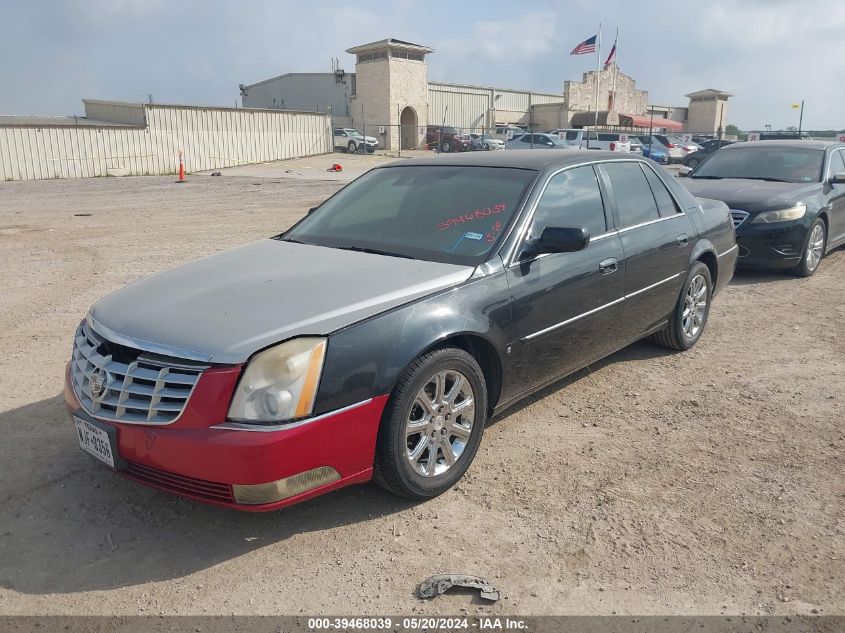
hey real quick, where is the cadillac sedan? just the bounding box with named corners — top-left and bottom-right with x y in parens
top-left (66, 151), bottom-right (737, 510)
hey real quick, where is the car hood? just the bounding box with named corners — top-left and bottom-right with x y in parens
top-left (681, 178), bottom-right (819, 212)
top-left (90, 240), bottom-right (473, 364)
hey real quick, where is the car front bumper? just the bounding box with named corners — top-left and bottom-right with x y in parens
top-left (735, 218), bottom-right (809, 269)
top-left (64, 363), bottom-right (388, 511)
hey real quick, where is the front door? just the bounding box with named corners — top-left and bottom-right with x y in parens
top-left (826, 149), bottom-right (845, 247)
top-left (599, 161), bottom-right (694, 342)
top-left (505, 165), bottom-right (626, 398)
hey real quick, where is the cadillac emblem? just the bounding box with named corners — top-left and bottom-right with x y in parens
top-left (89, 368), bottom-right (109, 398)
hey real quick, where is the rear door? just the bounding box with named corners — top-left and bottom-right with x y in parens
top-left (506, 165), bottom-right (625, 395)
top-left (598, 161), bottom-right (694, 342)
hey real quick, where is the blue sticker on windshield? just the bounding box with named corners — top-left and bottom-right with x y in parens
top-left (464, 231), bottom-right (484, 241)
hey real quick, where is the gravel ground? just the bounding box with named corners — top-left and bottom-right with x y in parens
top-left (0, 174), bottom-right (842, 617)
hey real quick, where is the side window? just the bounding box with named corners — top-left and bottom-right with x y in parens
top-left (603, 162), bottom-right (661, 227)
top-left (585, 131), bottom-right (598, 141)
top-left (565, 131), bottom-right (579, 141)
top-left (832, 150), bottom-right (845, 173)
top-left (520, 135), bottom-right (534, 144)
top-left (598, 133), bottom-right (616, 141)
top-left (641, 165), bottom-right (680, 217)
top-left (530, 166), bottom-right (607, 240)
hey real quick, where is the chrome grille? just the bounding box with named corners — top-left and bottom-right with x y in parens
top-left (731, 209), bottom-right (749, 229)
top-left (71, 322), bottom-right (206, 424)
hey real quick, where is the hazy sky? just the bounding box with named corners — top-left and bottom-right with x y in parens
top-left (2, 0), bottom-right (843, 129)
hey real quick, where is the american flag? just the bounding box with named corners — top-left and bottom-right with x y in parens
top-left (570, 35), bottom-right (597, 55)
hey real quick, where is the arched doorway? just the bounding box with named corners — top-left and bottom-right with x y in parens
top-left (400, 106), bottom-right (418, 150)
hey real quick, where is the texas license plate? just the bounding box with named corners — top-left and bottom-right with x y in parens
top-left (74, 415), bottom-right (116, 469)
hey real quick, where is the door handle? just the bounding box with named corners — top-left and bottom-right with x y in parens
top-left (676, 233), bottom-right (689, 247)
top-left (599, 257), bottom-right (618, 274)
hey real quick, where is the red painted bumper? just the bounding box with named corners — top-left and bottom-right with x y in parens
top-left (64, 363), bottom-right (388, 511)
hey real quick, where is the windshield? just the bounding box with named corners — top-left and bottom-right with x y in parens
top-left (283, 165), bottom-right (537, 265)
top-left (344, 129), bottom-right (363, 138)
top-left (691, 147), bottom-right (824, 183)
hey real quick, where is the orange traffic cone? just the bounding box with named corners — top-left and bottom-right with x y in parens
top-left (176, 150), bottom-right (186, 183)
top-left (327, 163), bottom-right (343, 172)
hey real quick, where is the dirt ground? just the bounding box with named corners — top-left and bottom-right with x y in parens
top-left (0, 172), bottom-right (842, 617)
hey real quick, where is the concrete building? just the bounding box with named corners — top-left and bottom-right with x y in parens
top-left (684, 89), bottom-right (732, 135)
top-left (346, 38), bottom-right (432, 151)
top-left (239, 37), bottom-right (732, 149)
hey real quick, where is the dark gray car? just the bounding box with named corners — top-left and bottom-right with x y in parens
top-left (66, 151), bottom-right (736, 509)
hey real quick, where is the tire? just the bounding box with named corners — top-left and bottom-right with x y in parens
top-left (686, 157), bottom-right (700, 169)
top-left (792, 218), bottom-right (826, 277)
top-left (373, 347), bottom-right (487, 500)
top-left (483, 143), bottom-right (490, 151)
top-left (651, 262), bottom-right (712, 351)
top-left (441, 140), bottom-right (452, 153)
top-left (347, 140), bottom-right (357, 153)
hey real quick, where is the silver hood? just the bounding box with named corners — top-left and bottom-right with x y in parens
top-left (90, 240), bottom-right (473, 364)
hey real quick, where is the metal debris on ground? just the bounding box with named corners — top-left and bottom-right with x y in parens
top-left (418, 574), bottom-right (500, 602)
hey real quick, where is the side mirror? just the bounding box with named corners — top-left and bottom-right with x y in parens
top-left (533, 226), bottom-right (590, 256)
top-left (678, 166), bottom-right (692, 178)
top-left (830, 172), bottom-right (845, 185)
top-left (307, 207), bottom-right (318, 215)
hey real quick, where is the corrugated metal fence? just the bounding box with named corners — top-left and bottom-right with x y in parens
top-left (0, 102), bottom-right (332, 181)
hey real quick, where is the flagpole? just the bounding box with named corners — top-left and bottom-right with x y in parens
top-left (592, 21), bottom-right (602, 146)
top-left (611, 28), bottom-right (619, 111)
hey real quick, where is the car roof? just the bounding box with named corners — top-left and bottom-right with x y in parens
top-left (377, 149), bottom-right (650, 171)
top-left (725, 140), bottom-right (844, 150)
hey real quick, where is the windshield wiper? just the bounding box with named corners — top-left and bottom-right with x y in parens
top-left (334, 245), bottom-right (415, 260)
top-left (690, 175), bottom-right (723, 179)
top-left (277, 237), bottom-right (311, 245)
top-left (739, 177), bottom-right (792, 183)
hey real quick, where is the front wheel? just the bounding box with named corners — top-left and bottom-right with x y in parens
top-left (347, 140), bottom-right (357, 153)
top-left (792, 219), bottom-right (826, 277)
top-left (374, 347), bottom-right (487, 500)
top-left (441, 140), bottom-right (452, 153)
top-left (651, 262), bottom-right (712, 351)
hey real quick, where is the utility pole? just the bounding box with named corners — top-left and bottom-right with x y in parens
top-left (798, 100), bottom-right (805, 135)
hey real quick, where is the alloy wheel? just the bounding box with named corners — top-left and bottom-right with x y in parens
top-left (682, 273), bottom-right (708, 339)
top-left (404, 370), bottom-right (475, 477)
top-left (805, 223), bottom-right (825, 272)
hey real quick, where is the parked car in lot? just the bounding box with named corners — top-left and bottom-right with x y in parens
top-left (548, 129), bottom-right (632, 152)
top-left (637, 135), bottom-right (685, 162)
top-left (669, 136), bottom-right (702, 155)
top-left (426, 126), bottom-right (470, 153)
top-left (505, 133), bottom-right (576, 150)
top-left (682, 139), bottom-right (734, 169)
top-left (469, 133), bottom-right (506, 151)
top-left (492, 126), bottom-right (527, 141)
top-left (641, 143), bottom-right (670, 164)
top-left (333, 128), bottom-right (378, 153)
top-left (66, 151), bottom-right (736, 510)
top-left (681, 140), bottom-right (845, 276)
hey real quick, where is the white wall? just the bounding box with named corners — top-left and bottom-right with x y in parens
top-left (0, 103), bottom-right (332, 181)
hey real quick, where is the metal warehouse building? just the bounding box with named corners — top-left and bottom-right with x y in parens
top-left (0, 100), bottom-right (331, 181)
top-left (239, 37), bottom-right (731, 151)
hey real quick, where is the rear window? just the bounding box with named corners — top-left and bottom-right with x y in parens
top-left (285, 166), bottom-right (537, 266)
top-left (602, 162), bottom-right (661, 227)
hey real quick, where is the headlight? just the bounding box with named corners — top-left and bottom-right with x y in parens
top-left (751, 203), bottom-right (806, 224)
top-left (228, 337), bottom-right (327, 423)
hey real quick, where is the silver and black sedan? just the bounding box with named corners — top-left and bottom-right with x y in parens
top-left (681, 140), bottom-right (845, 276)
top-left (65, 151), bottom-right (736, 510)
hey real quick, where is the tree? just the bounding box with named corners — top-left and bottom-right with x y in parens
top-left (725, 124), bottom-right (741, 135)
